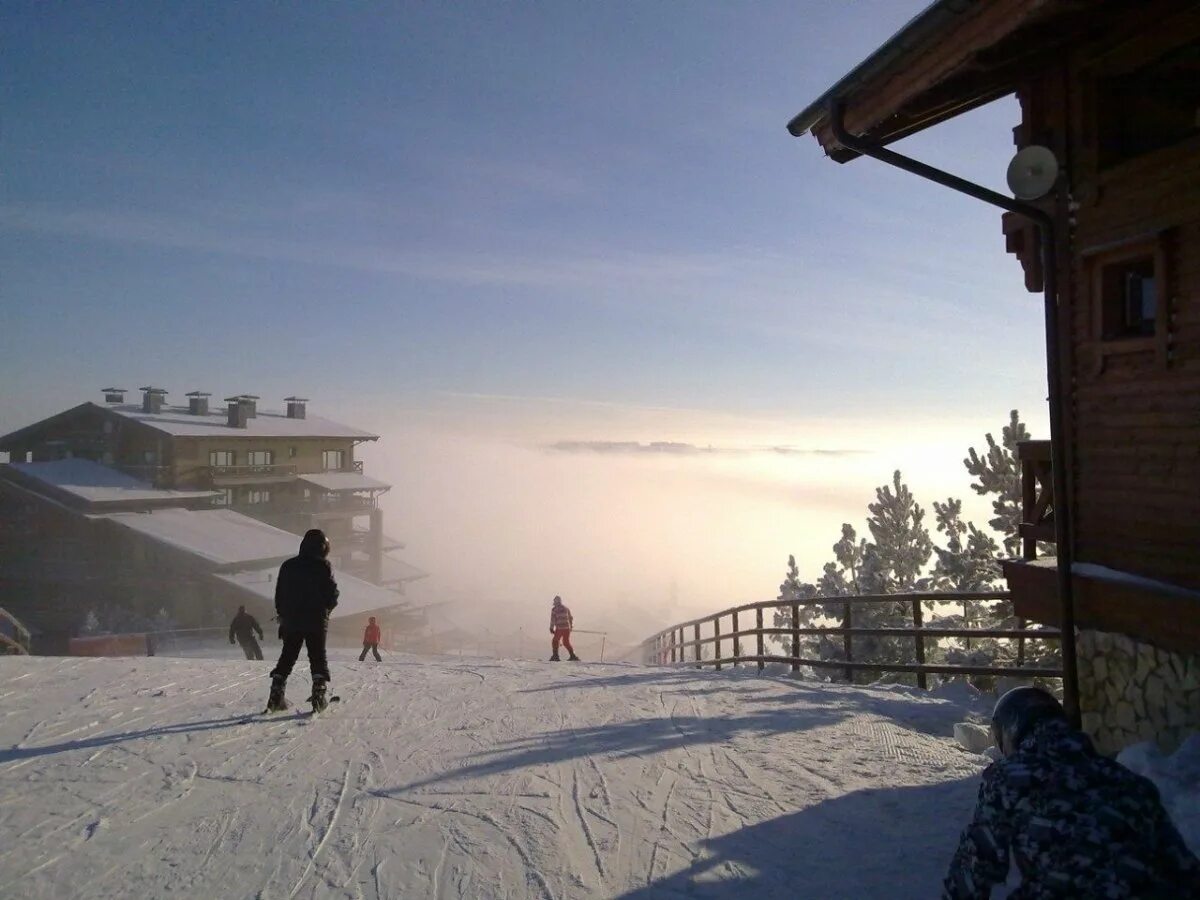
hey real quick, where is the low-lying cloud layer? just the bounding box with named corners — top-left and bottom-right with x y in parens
top-left (546, 440), bottom-right (864, 457)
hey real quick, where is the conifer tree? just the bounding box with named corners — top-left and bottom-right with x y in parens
top-left (963, 410), bottom-right (1030, 555)
top-left (772, 554), bottom-right (819, 654)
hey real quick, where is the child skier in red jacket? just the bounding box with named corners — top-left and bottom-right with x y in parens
top-left (359, 616), bottom-right (382, 662)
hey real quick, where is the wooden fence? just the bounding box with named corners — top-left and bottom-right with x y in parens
top-left (640, 591), bottom-right (1062, 688)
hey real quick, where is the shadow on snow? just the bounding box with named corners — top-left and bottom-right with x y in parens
top-left (616, 778), bottom-right (976, 899)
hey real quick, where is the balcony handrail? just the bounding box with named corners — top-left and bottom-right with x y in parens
top-left (640, 591), bottom-right (1063, 687)
top-left (208, 463), bottom-right (298, 478)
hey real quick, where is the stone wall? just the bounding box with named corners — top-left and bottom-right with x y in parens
top-left (1077, 629), bottom-right (1200, 756)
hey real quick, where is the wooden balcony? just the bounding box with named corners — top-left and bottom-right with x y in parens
top-left (1018, 440), bottom-right (1055, 559)
top-left (207, 464), bottom-right (298, 486)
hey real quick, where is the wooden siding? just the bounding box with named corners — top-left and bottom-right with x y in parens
top-left (1010, 9), bottom-right (1200, 593)
top-left (1065, 19), bottom-right (1200, 592)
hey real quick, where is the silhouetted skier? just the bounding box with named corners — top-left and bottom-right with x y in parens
top-left (359, 616), bottom-right (382, 661)
top-left (266, 529), bottom-right (338, 713)
top-left (228, 605), bottom-right (264, 660)
top-left (549, 596), bottom-right (579, 661)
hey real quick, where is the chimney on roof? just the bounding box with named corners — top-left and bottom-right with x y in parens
top-left (186, 391), bottom-right (211, 416)
top-left (139, 386), bottom-right (167, 414)
top-left (101, 387), bottom-right (128, 404)
top-left (225, 396), bottom-right (251, 429)
top-left (235, 394), bottom-right (259, 418)
top-left (285, 396), bottom-right (309, 419)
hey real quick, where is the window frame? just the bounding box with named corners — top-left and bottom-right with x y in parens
top-left (208, 449), bottom-right (236, 468)
top-left (1084, 233), bottom-right (1171, 373)
top-left (322, 449), bottom-right (344, 472)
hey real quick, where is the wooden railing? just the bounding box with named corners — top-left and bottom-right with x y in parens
top-left (1018, 440), bottom-right (1055, 560)
top-left (0, 607), bottom-right (32, 655)
top-left (207, 463), bottom-right (298, 481)
top-left (640, 592), bottom-right (1062, 688)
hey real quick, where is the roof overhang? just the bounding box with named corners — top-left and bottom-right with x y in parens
top-left (786, 0), bottom-right (1114, 161)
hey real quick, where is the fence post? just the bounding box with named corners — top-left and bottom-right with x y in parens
top-left (842, 601), bottom-right (853, 683)
top-left (756, 607), bottom-right (765, 672)
top-left (791, 601), bottom-right (800, 672)
top-left (731, 610), bottom-right (739, 666)
top-left (694, 623), bottom-right (701, 668)
top-left (912, 597), bottom-right (927, 690)
top-left (1017, 618), bottom-right (1026, 668)
top-left (713, 615), bottom-right (722, 671)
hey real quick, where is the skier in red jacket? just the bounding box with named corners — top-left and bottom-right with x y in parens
top-left (359, 616), bottom-right (382, 661)
top-left (549, 596), bottom-right (579, 661)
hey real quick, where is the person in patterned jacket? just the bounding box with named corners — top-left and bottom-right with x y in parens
top-left (549, 596), bottom-right (579, 662)
top-left (943, 686), bottom-right (1199, 899)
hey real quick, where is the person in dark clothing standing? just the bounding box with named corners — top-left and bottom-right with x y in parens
top-left (228, 605), bottom-right (264, 660)
top-left (266, 529), bottom-right (339, 712)
top-left (359, 616), bottom-right (382, 661)
top-left (943, 686), bottom-right (1200, 899)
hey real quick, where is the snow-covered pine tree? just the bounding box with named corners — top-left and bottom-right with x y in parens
top-left (960, 411), bottom-right (1060, 672)
top-left (963, 409), bottom-right (1030, 556)
top-left (771, 554), bottom-right (819, 656)
top-left (930, 497), bottom-right (1006, 665)
top-left (850, 471), bottom-right (933, 674)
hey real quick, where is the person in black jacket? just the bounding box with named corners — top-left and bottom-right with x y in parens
top-left (228, 605), bottom-right (264, 660)
top-left (266, 529), bottom-right (339, 712)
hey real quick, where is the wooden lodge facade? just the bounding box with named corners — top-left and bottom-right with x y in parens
top-left (789, 0), bottom-right (1199, 751)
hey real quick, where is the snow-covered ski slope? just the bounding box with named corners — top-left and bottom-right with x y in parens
top-left (2, 654), bottom-right (990, 899)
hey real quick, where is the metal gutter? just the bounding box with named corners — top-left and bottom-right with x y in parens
top-left (786, 0), bottom-right (972, 137)
top-left (828, 101), bottom-right (1082, 726)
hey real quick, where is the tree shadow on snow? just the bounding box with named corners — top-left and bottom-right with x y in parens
top-left (0, 714), bottom-right (260, 765)
top-left (617, 777), bottom-right (978, 900)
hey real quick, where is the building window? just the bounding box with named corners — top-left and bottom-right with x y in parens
top-left (289, 446), bottom-right (297, 459)
top-left (1097, 45), bottom-right (1200, 169)
top-left (247, 450), bottom-right (274, 467)
top-left (1100, 256), bottom-right (1157, 340)
top-left (212, 488), bottom-right (234, 507)
top-left (245, 489), bottom-right (272, 506)
top-left (322, 450), bottom-right (344, 471)
top-left (209, 450), bottom-right (235, 467)
top-left (142, 450), bottom-right (157, 465)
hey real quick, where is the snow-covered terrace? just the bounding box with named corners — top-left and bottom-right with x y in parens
top-left (216, 567), bottom-right (407, 619)
top-left (1, 459), bottom-right (220, 510)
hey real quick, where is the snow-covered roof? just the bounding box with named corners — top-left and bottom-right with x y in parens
top-left (378, 554), bottom-right (428, 584)
top-left (216, 567), bottom-right (407, 619)
top-left (102, 402), bottom-right (378, 440)
top-left (298, 472), bottom-right (391, 493)
top-left (2, 459), bottom-right (220, 508)
top-left (95, 507), bottom-right (300, 568)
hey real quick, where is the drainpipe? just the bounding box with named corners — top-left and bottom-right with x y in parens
top-left (828, 101), bottom-right (1080, 727)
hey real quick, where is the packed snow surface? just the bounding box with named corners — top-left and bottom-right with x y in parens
top-left (0, 655), bottom-right (996, 898)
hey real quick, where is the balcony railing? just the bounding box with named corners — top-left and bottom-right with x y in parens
top-left (116, 464), bottom-right (173, 488)
top-left (1018, 440), bottom-right (1055, 560)
top-left (207, 464), bottom-right (298, 482)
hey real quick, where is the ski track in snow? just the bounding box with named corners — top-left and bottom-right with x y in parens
top-left (0, 654), bottom-right (993, 898)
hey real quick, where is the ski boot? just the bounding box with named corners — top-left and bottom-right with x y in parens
top-left (310, 678), bottom-right (329, 713)
top-left (549, 653), bottom-right (560, 662)
top-left (568, 653), bottom-right (580, 661)
top-left (265, 675), bottom-right (289, 712)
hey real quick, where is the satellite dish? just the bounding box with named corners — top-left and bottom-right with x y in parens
top-left (1006, 145), bottom-right (1059, 200)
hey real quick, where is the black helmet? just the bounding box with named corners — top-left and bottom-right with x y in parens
top-left (991, 686), bottom-right (1066, 756)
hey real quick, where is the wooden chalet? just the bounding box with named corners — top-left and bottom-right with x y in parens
top-left (789, 0), bottom-right (1199, 751)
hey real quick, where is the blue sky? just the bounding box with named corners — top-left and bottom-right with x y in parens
top-left (2, 2), bottom-right (1051, 617)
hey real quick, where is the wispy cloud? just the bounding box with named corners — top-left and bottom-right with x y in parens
top-left (0, 202), bottom-right (729, 291)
